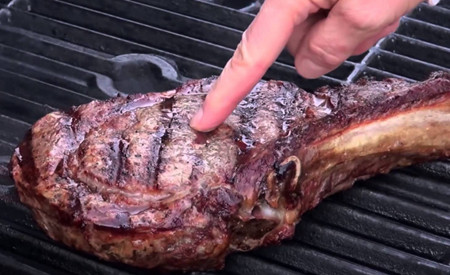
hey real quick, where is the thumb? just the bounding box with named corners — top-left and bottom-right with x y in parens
top-left (294, 0), bottom-right (423, 79)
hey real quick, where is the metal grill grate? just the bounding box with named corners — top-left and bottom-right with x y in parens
top-left (0, 1), bottom-right (449, 274)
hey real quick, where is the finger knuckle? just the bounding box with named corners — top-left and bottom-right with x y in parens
top-left (310, 0), bottom-right (338, 9)
top-left (229, 31), bottom-right (270, 74)
top-left (307, 40), bottom-right (343, 67)
top-left (339, 9), bottom-right (379, 31)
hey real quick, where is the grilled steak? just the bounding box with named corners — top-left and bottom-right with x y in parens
top-left (10, 71), bottom-right (450, 271)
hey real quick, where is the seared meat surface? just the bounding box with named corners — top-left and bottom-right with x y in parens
top-left (10, 72), bottom-right (450, 271)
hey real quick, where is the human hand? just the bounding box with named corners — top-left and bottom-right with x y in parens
top-left (190, 0), bottom-right (428, 132)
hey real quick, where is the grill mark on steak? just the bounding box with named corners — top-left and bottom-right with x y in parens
top-left (153, 97), bottom-right (174, 189)
top-left (70, 112), bottom-right (138, 191)
top-left (9, 71), bottom-right (450, 271)
top-left (150, 126), bottom-right (168, 189)
top-left (111, 139), bottom-right (128, 187)
top-left (120, 104), bottom-right (171, 190)
top-left (69, 93), bottom-right (180, 196)
top-left (155, 94), bottom-right (206, 191)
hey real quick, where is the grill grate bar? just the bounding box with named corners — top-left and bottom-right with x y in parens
top-left (0, 39), bottom-right (115, 101)
top-left (407, 3), bottom-right (450, 28)
top-left (0, 139), bottom-right (15, 155)
top-left (0, 248), bottom-right (62, 275)
top-left (224, 254), bottom-right (308, 275)
top-left (367, 175), bottom-right (450, 212)
top-left (12, 8), bottom-right (220, 78)
top-left (60, 0), bottom-right (243, 49)
top-left (366, 49), bottom-right (448, 81)
top-left (311, 200), bottom-right (450, 263)
top-left (404, 161), bottom-right (450, 182)
top-left (0, 68), bottom-right (94, 109)
top-left (0, 24), bottom-right (133, 93)
top-left (3, 8), bottom-right (223, 79)
top-left (0, 49), bottom-right (92, 94)
top-left (381, 169), bottom-right (450, 200)
top-left (0, 91), bottom-right (55, 124)
top-left (396, 17), bottom-right (450, 48)
top-left (0, 24), bottom-right (114, 68)
top-left (20, 0), bottom-right (237, 70)
top-left (134, 0), bottom-right (254, 30)
top-left (380, 33), bottom-right (450, 68)
top-left (0, 139), bottom-right (21, 155)
top-left (439, 0), bottom-right (450, 8)
top-left (336, 185), bottom-right (450, 238)
top-left (0, 44), bottom-right (91, 85)
top-left (253, 242), bottom-right (388, 275)
top-left (0, 114), bottom-right (29, 145)
top-left (294, 219), bottom-right (450, 274)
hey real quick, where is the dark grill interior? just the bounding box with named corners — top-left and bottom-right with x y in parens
top-left (0, 0), bottom-right (449, 274)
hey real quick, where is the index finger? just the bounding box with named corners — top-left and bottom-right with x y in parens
top-left (190, 0), bottom-right (320, 132)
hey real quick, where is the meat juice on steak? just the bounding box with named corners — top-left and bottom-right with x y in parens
top-left (9, 72), bottom-right (450, 271)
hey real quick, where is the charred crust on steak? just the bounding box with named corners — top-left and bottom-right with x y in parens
top-left (9, 71), bottom-right (450, 271)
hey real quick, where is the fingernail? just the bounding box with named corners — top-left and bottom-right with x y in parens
top-left (190, 108), bottom-right (219, 132)
top-left (190, 108), bottom-right (204, 129)
top-left (296, 58), bottom-right (325, 79)
top-left (428, 0), bottom-right (440, 6)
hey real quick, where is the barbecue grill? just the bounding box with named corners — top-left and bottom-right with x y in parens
top-left (0, 0), bottom-right (449, 274)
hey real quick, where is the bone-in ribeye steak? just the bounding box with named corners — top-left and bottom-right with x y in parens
top-left (9, 72), bottom-right (450, 271)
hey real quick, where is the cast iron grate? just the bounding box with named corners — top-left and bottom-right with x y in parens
top-left (0, 0), bottom-right (449, 274)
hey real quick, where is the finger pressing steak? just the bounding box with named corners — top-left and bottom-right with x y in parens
top-left (10, 72), bottom-right (450, 271)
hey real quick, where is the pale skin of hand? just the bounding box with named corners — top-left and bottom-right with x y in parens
top-left (189, 0), bottom-right (424, 132)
